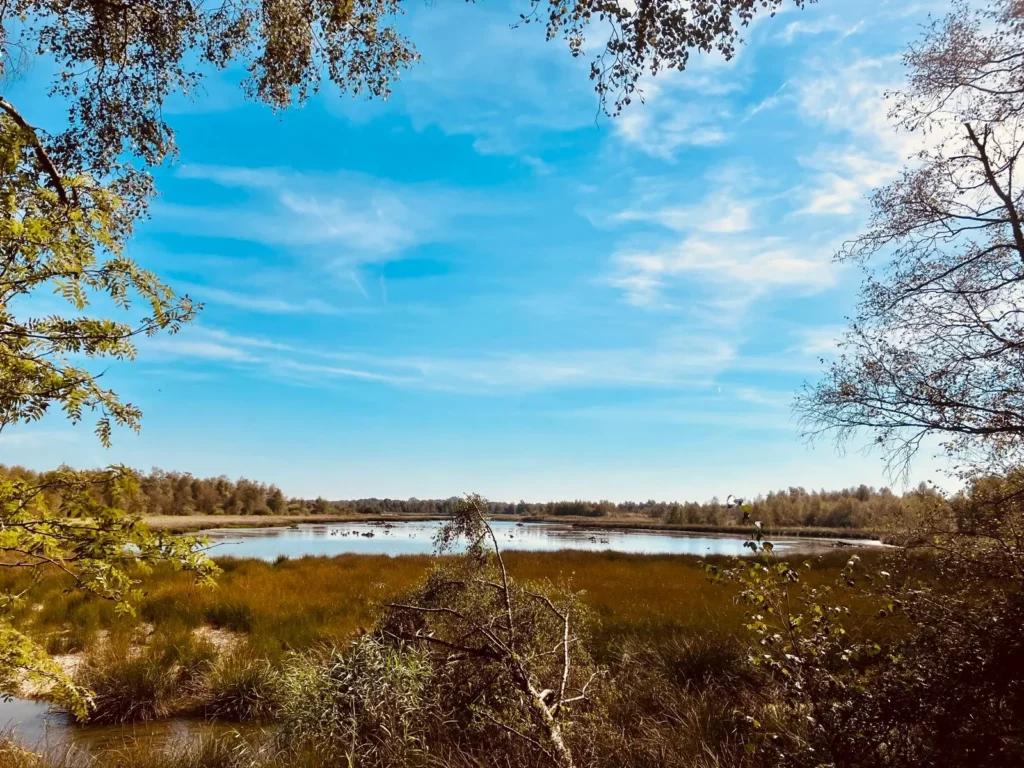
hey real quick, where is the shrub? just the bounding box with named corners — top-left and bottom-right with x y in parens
top-left (277, 497), bottom-right (605, 768)
top-left (205, 603), bottom-right (255, 634)
top-left (572, 634), bottom-right (757, 768)
top-left (277, 636), bottom-right (435, 765)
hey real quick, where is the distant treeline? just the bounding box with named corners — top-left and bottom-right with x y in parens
top-left (306, 486), bottom-right (922, 530)
top-left (0, 464), bottom-right (289, 517)
top-left (1, 464), bottom-right (940, 530)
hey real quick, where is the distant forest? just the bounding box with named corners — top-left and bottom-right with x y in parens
top-left (0, 464), bottom-right (939, 530)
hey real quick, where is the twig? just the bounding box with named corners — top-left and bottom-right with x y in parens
top-left (479, 710), bottom-right (553, 759)
top-left (0, 96), bottom-right (72, 206)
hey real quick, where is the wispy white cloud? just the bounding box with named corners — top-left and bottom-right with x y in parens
top-left (614, 92), bottom-right (733, 158)
top-left (797, 56), bottom-right (897, 144)
top-left (778, 16), bottom-right (866, 44)
top-left (145, 337), bottom-right (262, 363)
top-left (607, 24), bottom-right (786, 159)
top-left (141, 326), bottom-right (766, 394)
top-left (180, 284), bottom-right (351, 315)
top-left (790, 55), bottom-right (927, 216)
top-left (797, 150), bottom-right (900, 215)
top-left (328, 2), bottom-right (597, 158)
top-left (734, 386), bottom-right (795, 409)
top-left (520, 155), bottom-right (554, 175)
top-left (600, 168), bottom-right (838, 310)
top-left (197, 327), bottom-right (304, 353)
top-left (791, 325), bottom-right (847, 357)
top-left (391, 336), bottom-right (734, 392)
top-left (615, 194), bottom-right (754, 234)
top-left (157, 165), bottom-right (467, 265)
top-left (273, 359), bottom-right (417, 386)
top-left (608, 234), bottom-right (836, 309)
top-left (744, 85), bottom-right (789, 121)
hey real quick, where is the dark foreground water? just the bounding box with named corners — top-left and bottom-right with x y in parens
top-left (0, 697), bottom-right (267, 757)
top-left (198, 519), bottom-right (877, 560)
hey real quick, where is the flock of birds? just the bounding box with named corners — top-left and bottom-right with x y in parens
top-left (328, 527), bottom-right (387, 538)
top-left (296, 521), bottom-right (615, 546)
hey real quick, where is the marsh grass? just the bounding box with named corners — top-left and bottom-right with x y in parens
top-left (149, 624), bottom-right (219, 684)
top-left (200, 651), bottom-right (281, 723)
top-left (2, 550), bottom-right (876, 660)
top-left (0, 548), bottom-right (901, 767)
top-left (1, 549), bottom-right (888, 741)
top-left (0, 733), bottom-right (279, 768)
top-left (74, 631), bottom-right (188, 724)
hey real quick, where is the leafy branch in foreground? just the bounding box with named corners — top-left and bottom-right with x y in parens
top-left (0, 110), bottom-right (213, 715)
top-left (709, 477), bottom-right (1024, 768)
top-left (0, 467), bottom-right (217, 718)
top-left (519, 0), bottom-right (809, 113)
top-left (704, 513), bottom-right (880, 765)
top-left (0, 114), bottom-right (197, 446)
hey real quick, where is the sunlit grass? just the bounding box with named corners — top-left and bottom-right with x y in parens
top-left (0, 548), bottom-right (895, 766)
top-left (1, 549), bottom-right (879, 663)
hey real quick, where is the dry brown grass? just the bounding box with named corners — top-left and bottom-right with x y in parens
top-left (1, 549), bottom-right (880, 664)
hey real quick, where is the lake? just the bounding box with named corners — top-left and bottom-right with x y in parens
top-left (198, 519), bottom-right (873, 560)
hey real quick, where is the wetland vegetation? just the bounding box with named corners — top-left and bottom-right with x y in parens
top-left (4, 0), bottom-right (1024, 765)
top-left (0, 519), bottom-right (892, 767)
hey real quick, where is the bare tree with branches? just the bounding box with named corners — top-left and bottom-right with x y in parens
top-left (797, 0), bottom-right (1024, 480)
top-left (382, 495), bottom-right (601, 768)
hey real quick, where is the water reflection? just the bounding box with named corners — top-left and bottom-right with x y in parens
top-left (198, 520), bottom-right (858, 560)
top-left (0, 697), bottom-right (267, 756)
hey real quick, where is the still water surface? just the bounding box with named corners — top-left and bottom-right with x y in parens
top-left (0, 697), bottom-right (266, 756)
top-left (198, 519), bottom-right (836, 560)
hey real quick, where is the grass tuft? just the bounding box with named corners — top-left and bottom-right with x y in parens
top-left (75, 635), bottom-right (178, 724)
top-left (200, 650), bottom-right (281, 722)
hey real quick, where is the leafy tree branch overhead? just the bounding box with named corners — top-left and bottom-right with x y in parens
top-left (3, 1), bottom-right (807, 197)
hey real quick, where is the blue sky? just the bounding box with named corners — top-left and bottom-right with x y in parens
top-left (2, 0), bottom-right (953, 501)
